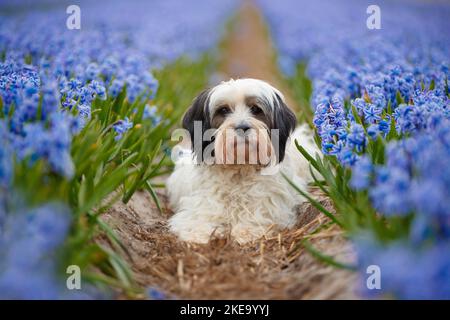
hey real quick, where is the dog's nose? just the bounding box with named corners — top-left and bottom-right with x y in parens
top-left (235, 123), bottom-right (251, 131)
top-left (235, 123), bottom-right (252, 136)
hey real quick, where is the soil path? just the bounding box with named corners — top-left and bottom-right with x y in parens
top-left (218, 1), bottom-right (298, 111)
top-left (102, 1), bottom-right (358, 299)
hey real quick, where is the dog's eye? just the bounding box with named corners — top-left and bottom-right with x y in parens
top-left (250, 105), bottom-right (263, 115)
top-left (217, 106), bottom-right (231, 115)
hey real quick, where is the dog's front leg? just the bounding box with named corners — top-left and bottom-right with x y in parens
top-left (168, 195), bottom-right (226, 244)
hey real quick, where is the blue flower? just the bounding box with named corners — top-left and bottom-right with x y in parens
top-left (89, 80), bottom-right (107, 101)
top-left (143, 105), bottom-right (162, 126)
top-left (394, 104), bottom-right (416, 134)
top-left (354, 235), bottom-right (450, 299)
top-left (370, 167), bottom-right (412, 216)
top-left (143, 73), bottom-right (159, 99)
top-left (350, 156), bottom-right (373, 190)
top-left (261, 8), bottom-right (449, 298)
top-left (337, 147), bottom-right (358, 167)
top-left (0, 121), bottom-right (13, 188)
top-left (378, 119), bottom-right (390, 136)
top-left (0, 0), bottom-right (237, 185)
top-left (113, 117), bottom-right (133, 141)
top-left (347, 123), bottom-right (366, 152)
top-left (363, 104), bottom-right (383, 124)
top-left (352, 98), bottom-right (366, 113)
top-left (147, 287), bottom-right (166, 300)
top-left (109, 79), bottom-right (124, 98)
top-left (68, 78), bottom-right (82, 91)
top-left (125, 75), bottom-right (144, 103)
top-left (0, 202), bottom-right (71, 299)
top-left (367, 124), bottom-right (379, 139)
top-left (85, 63), bottom-right (99, 81)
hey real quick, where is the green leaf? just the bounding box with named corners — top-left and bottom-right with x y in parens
top-left (301, 239), bottom-right (356, 271)
top-left (429, 79), bottom-right (435, 91)
top-left (283, 173), bottom-right (342, 227)
top-left (351, 104), bottom-right (364, 125)
top-left (295, 141), bottom-right (321, 173)
top-left (396, 90), bottom-right (405, 105)
top-left (144, 180), bottom-right (163, 214)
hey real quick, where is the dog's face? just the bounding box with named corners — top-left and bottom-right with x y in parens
top-left (182, 78), bottom-right (296, 166)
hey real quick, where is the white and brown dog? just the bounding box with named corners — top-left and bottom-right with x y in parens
top-left (167, 78), bottom-right (320, 244)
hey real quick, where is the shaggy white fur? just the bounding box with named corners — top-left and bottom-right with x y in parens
top-left (167, 124), bottom-right (320, 244)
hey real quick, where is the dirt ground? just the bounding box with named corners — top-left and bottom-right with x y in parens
top-left (103, 1), bottom-right (359, 299)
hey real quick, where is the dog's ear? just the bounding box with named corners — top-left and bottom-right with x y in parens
top-left (182, 88), bottom-right (212, 162)
top-left (271, 93), bottom-right (297, 162)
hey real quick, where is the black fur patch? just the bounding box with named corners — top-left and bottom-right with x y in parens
top-left (271, 93), bottom-right (297, 162)
top-left (182, 88), bottom-right (212, 162)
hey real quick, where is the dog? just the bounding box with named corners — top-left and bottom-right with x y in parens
top-left (167, 78), bottom-right (320, 244)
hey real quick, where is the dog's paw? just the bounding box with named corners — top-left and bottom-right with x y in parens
top-left (175, 229), bottom-right (212, 244)
top-left (169, 213), bottom-right (225, 244)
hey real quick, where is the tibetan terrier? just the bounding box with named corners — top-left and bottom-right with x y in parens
top-left (167, 78), bottom-right (320, 244)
